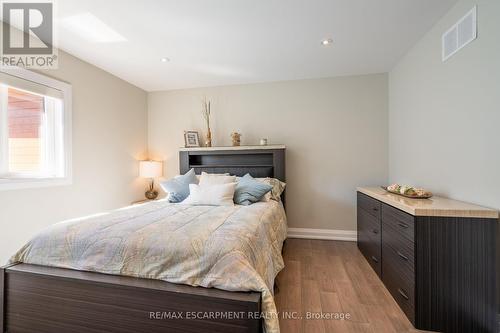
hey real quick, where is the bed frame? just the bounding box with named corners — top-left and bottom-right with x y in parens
top-left (1, 146), bottom-right (285, 333)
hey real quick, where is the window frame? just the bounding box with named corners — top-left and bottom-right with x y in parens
top-left (0, 66), bottom-right (72, 191)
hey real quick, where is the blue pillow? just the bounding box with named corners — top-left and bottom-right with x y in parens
top-left (234, 174), bottom-right (273, 205)
top-left (160, 169), bottom-right (198, 203)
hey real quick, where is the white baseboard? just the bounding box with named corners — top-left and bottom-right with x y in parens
top-left (287, 228), bottom-right (357, 242)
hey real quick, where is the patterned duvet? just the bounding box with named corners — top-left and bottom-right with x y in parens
top-left (9, 199), bottom-right (288, 333)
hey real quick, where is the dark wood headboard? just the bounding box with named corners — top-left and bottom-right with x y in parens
top-left (179, 146), bottom-right (285, 182)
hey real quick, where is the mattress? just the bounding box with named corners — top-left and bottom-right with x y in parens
top-left (9, 199), bottom-right (288, 333)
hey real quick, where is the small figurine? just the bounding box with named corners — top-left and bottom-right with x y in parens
top-left (230, 132), bottom-right (242, 146)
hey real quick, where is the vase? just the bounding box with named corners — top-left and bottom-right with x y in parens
top-left (205, 128), bottom-right (212, 147)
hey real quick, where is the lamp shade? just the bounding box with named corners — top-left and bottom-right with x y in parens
top-left (139, 160), bottom-right (163, 178)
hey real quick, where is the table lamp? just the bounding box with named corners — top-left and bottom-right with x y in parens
top-left (139, 160), bottom-right (163, 200)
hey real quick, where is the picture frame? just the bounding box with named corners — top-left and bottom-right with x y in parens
top-left (184, 131), bottom-right (200, 147)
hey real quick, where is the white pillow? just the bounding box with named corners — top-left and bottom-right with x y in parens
top-left (183, 183), bottom-right (237, 206)
top-left (199, 172), bottom-right (236, 187)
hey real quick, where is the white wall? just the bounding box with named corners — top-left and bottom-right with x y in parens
top-left (389, 0), bottom-right (500, 210)
top-left (0, 51), bottom-right (148, 263)
top-left (148, 74), bottom-right (388, 231)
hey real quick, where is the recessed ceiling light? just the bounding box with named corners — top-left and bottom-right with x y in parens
top-left (321, 38), bottom-right (333, 46)
top-left (161, 57), bottom-right (170, 63)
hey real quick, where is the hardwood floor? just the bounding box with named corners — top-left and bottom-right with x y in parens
top-left (274, 239), bottom-right (428, 333)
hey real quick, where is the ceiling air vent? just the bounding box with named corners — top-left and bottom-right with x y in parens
top-left (442, 6), bottom-right (477, 62)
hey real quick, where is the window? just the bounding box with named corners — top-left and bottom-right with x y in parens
top-left (0, 67), bottom-right (72, 190)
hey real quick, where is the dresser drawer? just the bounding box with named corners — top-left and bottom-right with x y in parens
top-left (382, 223), bottom-right (414, 272)
top-left (382, 250), bottom-right (415, 324)
top-left (382, 242), bottom-right (415, 285)
top-left (358, 232), bottom-right (381, 277)
top-left (382, 204), bottom-right (414, 242)
top-left (357, 203), bottom-right (382, 277)
top-left (357, 192), bottom-right (381, 219)
top-left (358, 208), bottom-right (381, 239)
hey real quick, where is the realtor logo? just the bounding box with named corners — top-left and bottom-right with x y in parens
top-left (1, 1), bottom-right (57, 68)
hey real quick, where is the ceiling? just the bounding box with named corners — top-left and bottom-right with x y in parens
top-left (53, 0), bottom-right (457, 91)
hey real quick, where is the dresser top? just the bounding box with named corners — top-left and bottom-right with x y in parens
top-left (357, 187), bottom-right (498, 219)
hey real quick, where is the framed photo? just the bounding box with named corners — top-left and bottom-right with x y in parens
top-left (184, 131), bottom-right (200, 147)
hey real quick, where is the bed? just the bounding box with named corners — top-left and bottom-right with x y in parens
top-left (0, 147), bottom-right (286, 333)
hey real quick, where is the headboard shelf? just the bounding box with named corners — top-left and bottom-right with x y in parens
top-left (179, 147), bottom-right (285, 182)
top-left (191, 164), bottom-right (273, 168)
top-left (180, 144), bottom-right (285, 152)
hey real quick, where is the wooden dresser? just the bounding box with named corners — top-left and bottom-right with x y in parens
top-left (357, 187), bottom-right (498, 333)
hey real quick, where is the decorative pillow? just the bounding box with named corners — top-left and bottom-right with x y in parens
top-left (234, 174), bottom-right (273, 205)
top-left (183, 183), bottom-right (237, 206)
top-left (199, 172), bottom-right (236, 187)
top-left (159, 169), bottom-right (198, 203)
top-left (261, 191), bottom-right (272, 202)
top-left (257, 177), bottom-right (286, 201)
